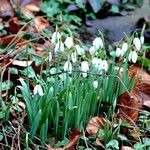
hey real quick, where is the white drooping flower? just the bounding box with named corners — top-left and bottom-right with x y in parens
top-left (48, 52), bottom-right (52, 62)
top-left (92, 58), bottom-right (108, 72)
top-left (89, 46), bottom-right (97, 55)
top-left (93, 37), bottom-right (103, 50)
top-left (128, 51), bottom-right (138, 63)
top-left (101, 60), bottom-right (108, 72)
top-left (92, 57), bottom-right (102, 69)
top-left (133, 37), bottom-right (141, 51)
top-left (81, 61), bottom-right (89, 78)
top-left (71, 52), bottom-right (77, 63)
top-left (140, 36), bottom-right (144, 44)
top-left (116, 47), bottom-right (123, 57)
top-left (54, 41), bottom-right (64, 53)
top-left (93, 80), bottom-right (98, 89)
top-left (64, 37), bottom-right (74, 49)
top-left (64, 61), bottom-right (72, 73)
top-left (34, 85), bottom-right (44, 96)
top-left (75, 45), bottom-right (85, 55)
top-left (51, 32), bottom-right (61, 44)
top-left (121, 42), bottom-right (128, 53)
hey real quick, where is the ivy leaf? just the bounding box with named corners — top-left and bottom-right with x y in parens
top-left (106, 139), bottom-right (119, 149)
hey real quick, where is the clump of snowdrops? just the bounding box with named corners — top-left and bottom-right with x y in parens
top-left (19, 30), bottom-right (145, 146)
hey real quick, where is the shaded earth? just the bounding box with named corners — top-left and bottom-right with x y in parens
top-left (81, 0), bottom-right (150, 43)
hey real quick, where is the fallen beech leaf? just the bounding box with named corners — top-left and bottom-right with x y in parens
top-left (20, 0), bottom-right (42, 18)
top-left (0, 0), bottom-right (14, 18)
top-left (129, 64), bottom-right (150, 85)
top-left (63, 128), bottom-right (80, 149)
top-left (129, 64), bottom-right (150, 109)
top-left (21, 7), bottom-right (34, 18)
top-left (34, 16), bottom-right (50, 32)
top-left (0, 35), bottom-right (26, 47)
top-left (21, 0), bottom-right (42, 6)
top-left (24, 4), bottom-right (40, 12)
top-left (32, 41), bottom-right (52, 54)
top-left (8, 17), bottom-right (24, 34)
top-left (117, 92), bottom-right (141, 123)
top-left (86, 117), bottom-right (109, 135)
top-left (134, 82), bottom-right (150, 109)
top-left (120, 146), bottom-right (134, 150)
top-left (96, 138), bottom-right (105, 148)
top-left (10, 59), bottom-right (33, 67)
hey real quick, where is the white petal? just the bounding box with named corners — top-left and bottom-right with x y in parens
top-left (121, 43), bottom-right (128, 53)
top-left (81, 61), bottom-right (89, 72)
top-left (37, 85), bottom-right (44, 96)
top-left (128, 51), bottom-right (132, 62)
top-left (101, 60), bottom-right (108, 71)
top-left (93, 37), bottom-right (103, 50)
top-left (34, 85), bottom-right (44, 96)
top-left (33, 85), bottom-right (38, 95)
top-left (115, 47), bottom-right (122, 57)
top-left (64, 37), bottom-right (74, 49)
top-left (54, 41), bottom-right (64, 53)
top-left (131, 51), bottom-right (138, 63)
top-left (140, 36), bottom-right (144, 44)
top-left (71, 52), bottom-right (77, 63)
top-left (51, 32), bottom-right (61, 44)
top-left (82, 72), bottom-right (87, 78)
top-left (93, 80), bottom-right (98, 89)
top-left (133, 38), bottom-right (141, 51)
top-left (48, 52), bottom-right (52, 62)
top-left (75, 45), bottom-right (85, 55)
top-left (64, 61), bottom-right (72, 73)
top-left (89, 46), bottom-right (96, 55)
top-left (92, 58), bottom-right (99, 65)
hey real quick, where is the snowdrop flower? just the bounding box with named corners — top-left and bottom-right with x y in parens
top-left (92, 58), bottom-right (102, 69)
top-left (81, 61), bottom-right (89, 78)
top-left (75, 45), bottom-right (85, 55)
top-left (140, 36), bottom-right (144, 44)
top-left (64, 37), bottom-right (74, 49)
top-left (116, 47), bottom-right (123, 57)
top-left (71, 52), bottom-right (77, 63)
top-left (133, 37), bottom-right (141, 51)
top-left (89, 46), bottom-right (97, 55)
top-left (51, 32), bottom-right (61, 44)
top-left (34, 85), bottom-right (44, 96)
top-left (128, 51), bottom-right (138, 63)
top-left (93, 80), bottom-right (98, 89)
top-left (121, 42), bottom-right (128, 53)
top-left (101, 60), bottom-right (108, 72)
top-left (64, 61), bottom-right (72, 73)
top-left (93, 37), bottom-right (103, 50)
top-left (48, 52), bottom-right (52, 62)
top-left (54, 41), bottom-right (64, 53)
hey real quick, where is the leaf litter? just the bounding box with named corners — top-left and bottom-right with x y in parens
top-left (0, 0), bottom-right (150, 149)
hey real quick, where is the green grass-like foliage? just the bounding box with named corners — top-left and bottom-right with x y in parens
top-left (19, 59), bottom-right (135, 146)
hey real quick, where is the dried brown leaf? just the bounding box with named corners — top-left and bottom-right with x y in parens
top-left (96, 138), bottom-right (105, 148)
top-left (0, 35), bottom-right (26, 47)
top-left (34, 16), bottom-right (50, 32)
top-left (63, 128), bottom-right (80, 150)
top-left (117, 92), bottom-right (141, 123)
top-left (10, 59), bottom-right (33, 67)
top-left (8, 17), bottom-right (24, 34)
top-left (129, 64), bottom-right (150, 109)
top-left (0, 0), bottom-right (14, 18)
top-left (86, 117), bottom-right (108, 135)
top-left (120, 146), bottom-right (134, 150)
